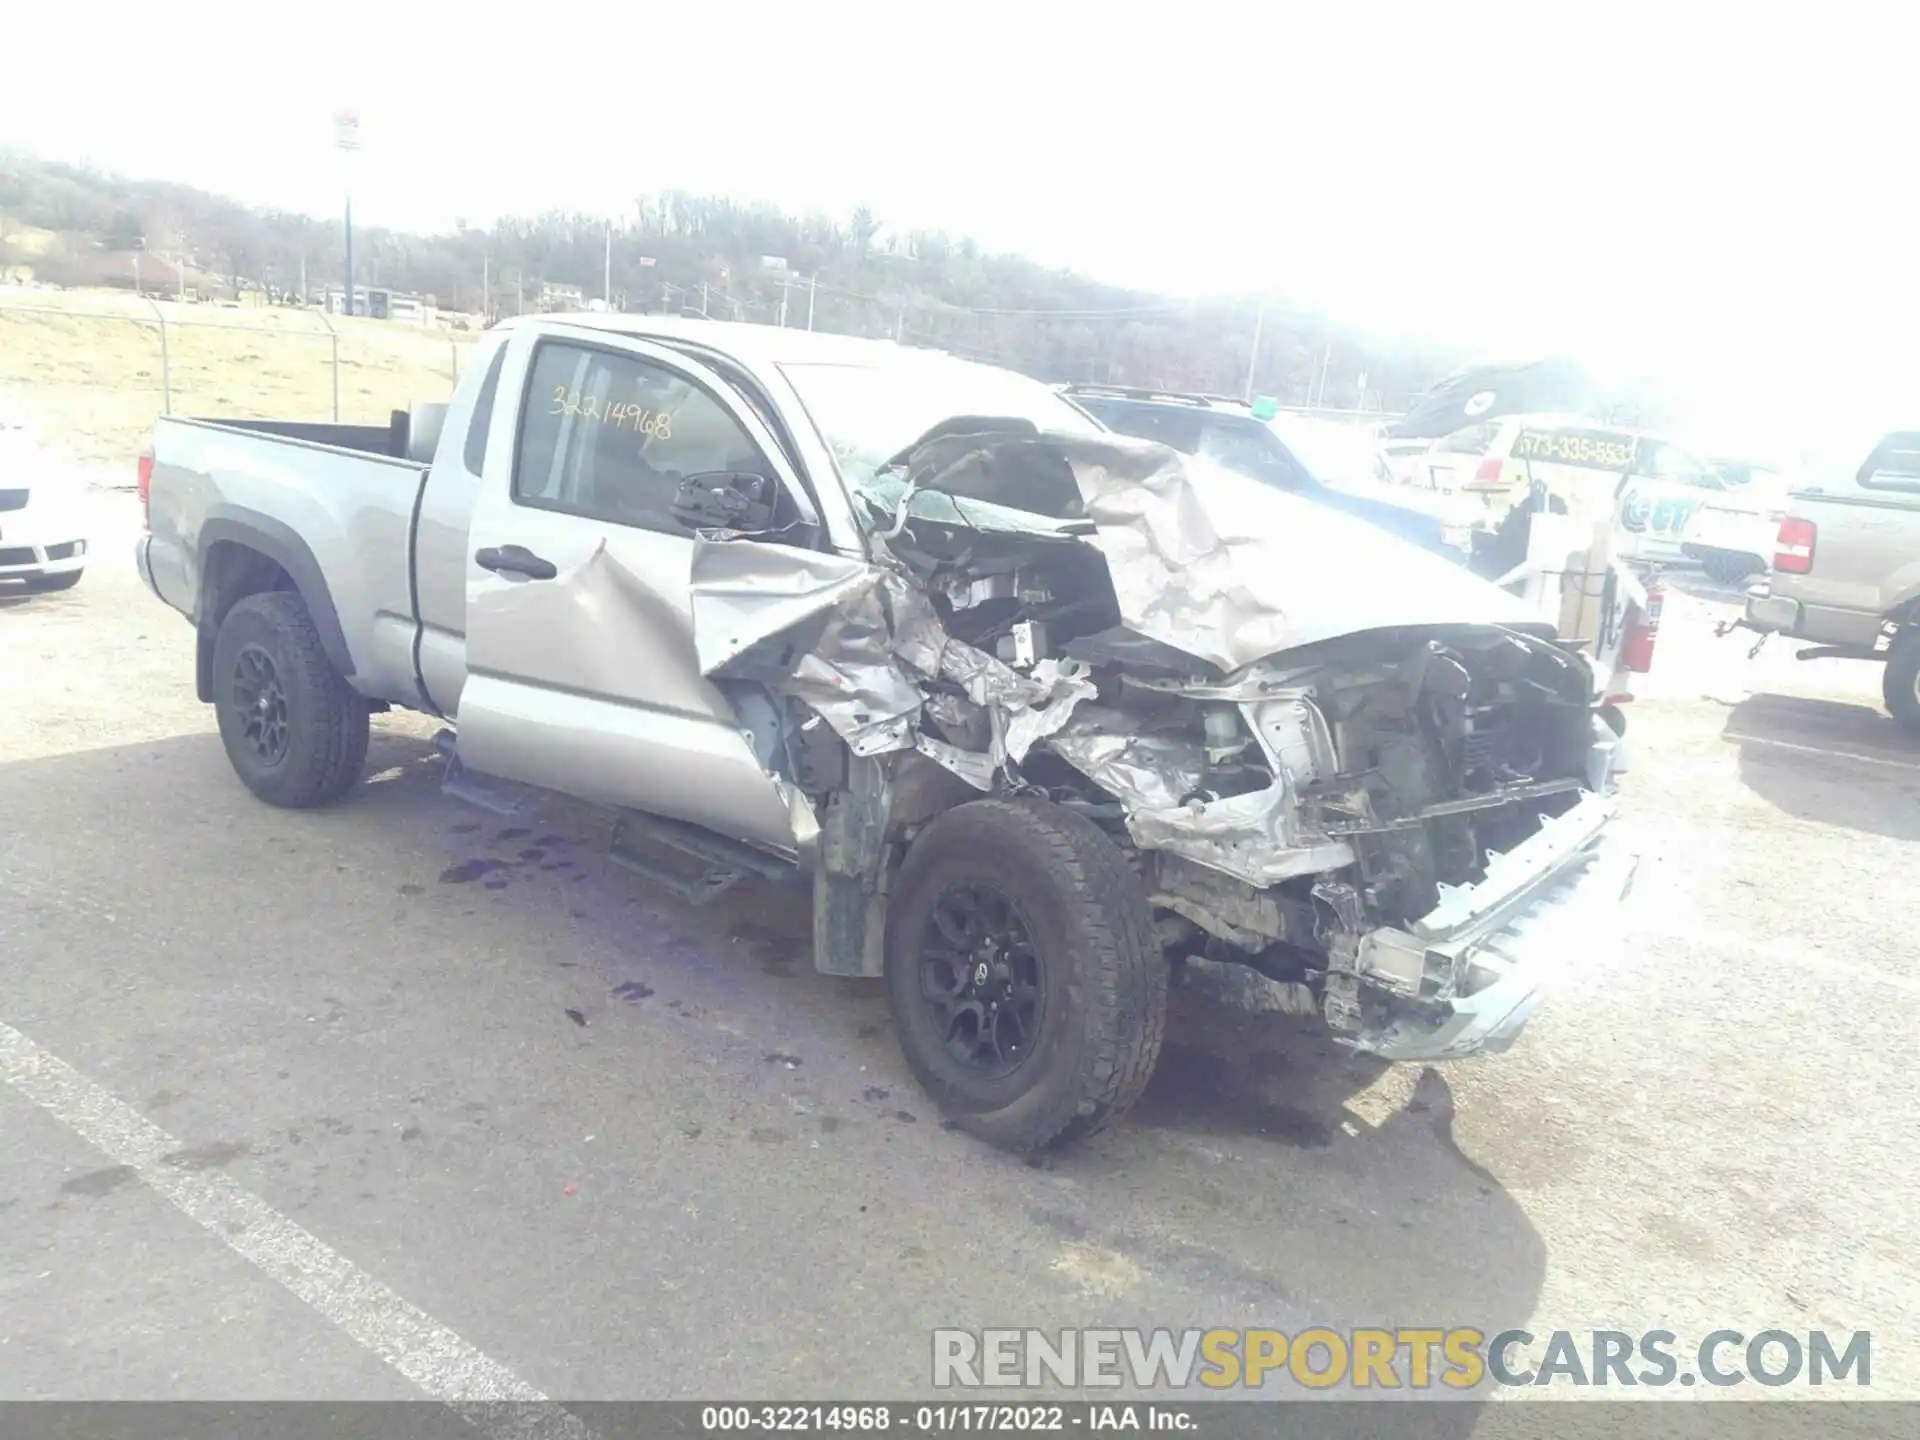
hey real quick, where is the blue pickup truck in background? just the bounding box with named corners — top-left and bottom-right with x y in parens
top-left (1057, 384), bottom-right (1475, 559)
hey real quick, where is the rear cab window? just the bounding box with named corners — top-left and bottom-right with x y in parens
top-left (1197, 415), bottom-right (1311, 489)
top-left (1434, 422), bottom-right (1502, 456)
top-left (1082, 399), bottom-right (1205, 455)
top-left (461, 344), bottom-right (509, 477)
top-left (1860, 432), bottom-right (1920, 492)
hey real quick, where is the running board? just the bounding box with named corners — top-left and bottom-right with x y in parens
top-left (608, 811), bottom-right (799, 907)
top-left (433, 731), bottom-right (536, 817)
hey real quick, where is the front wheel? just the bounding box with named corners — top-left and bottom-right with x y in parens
top-left (1883, 631), bottom-right (1920, 737)
top-left (211, 591), bottom-right (370, 808)
top-left (884, 797), bottom-right (1168, 1152)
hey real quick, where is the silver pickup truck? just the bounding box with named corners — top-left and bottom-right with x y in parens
top-left (1741, 429), bottom-right (1920, 734)
top-left (136, 315), bottom-right (1635, 1151)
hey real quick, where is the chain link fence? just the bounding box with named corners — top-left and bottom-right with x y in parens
top-left (0, 292), bottom-right (482, 469)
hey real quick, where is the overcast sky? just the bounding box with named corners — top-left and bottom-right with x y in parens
top-left (4, 4), bottom-right (1914, 454)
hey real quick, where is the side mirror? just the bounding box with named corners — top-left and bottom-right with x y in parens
top-left (670, 470), bottom-right (776, 533)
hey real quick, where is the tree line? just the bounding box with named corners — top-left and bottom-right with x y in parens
top-left (0, 150), bottom-right (1464, 411)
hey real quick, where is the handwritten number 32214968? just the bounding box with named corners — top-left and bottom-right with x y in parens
top-left (550, 384), bottom-right (673, 439)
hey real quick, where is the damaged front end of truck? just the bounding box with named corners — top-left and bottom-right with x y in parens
top-left (685, 428), bottom-right (1636, 1065)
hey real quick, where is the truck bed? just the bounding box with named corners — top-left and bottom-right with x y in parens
top-left (191, 414), bottom-right (416, 459)
top-left (140, 412), bottom-right (437, 715)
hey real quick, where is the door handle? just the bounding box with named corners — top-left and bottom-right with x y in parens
top-left (474, 544), bottom-right (558, 581)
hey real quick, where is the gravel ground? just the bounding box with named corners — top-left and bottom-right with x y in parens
top-left (2, 492), bottom-right (1916, 1412)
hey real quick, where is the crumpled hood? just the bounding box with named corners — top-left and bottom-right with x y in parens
top-left (900, 431), bottom-right (1544, 673)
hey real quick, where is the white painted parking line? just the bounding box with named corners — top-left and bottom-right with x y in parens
top-left (1727, 732), bottom-right (1920, 773)
top-left (0, 1020), bottom-right (589, 1439)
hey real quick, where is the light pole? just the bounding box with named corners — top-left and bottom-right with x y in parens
top-left (334, 110), bottom-right (360, 316)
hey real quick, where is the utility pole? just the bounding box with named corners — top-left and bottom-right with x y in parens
top-left (894, 303), bottom-right (905, 342)
top-left (481, 254), bottom-right (489, 321)
top-left (806, 273), bottom-right (817, 331)
top-left (334, 110), bottom-right (360, 317)
top-left (777, 276), bottom-right (789, 328)
top-left (603, 221), bottom-right (613, 305)
top-left (1243, 306), bottom-right (1264, 402)
top-left (700, 282), bottom-right (709, 318)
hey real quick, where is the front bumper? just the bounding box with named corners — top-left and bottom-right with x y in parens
top-left (0, 535), bottom-right (87, 579)
top-left (1342, 793), bottom-right (1638, 1062)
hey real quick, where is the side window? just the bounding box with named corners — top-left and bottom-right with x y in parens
top-left (1436, 423), bottom-right (1497, 456)
top-left (1200, 416), bottom-right (1310, 489)
top-left (1096, 403), bottom-right (1205, 454)
top-left (1861, 433), bottom-right (1920, 491)
top-left (461, 343), bottom-right (508, 477)
top-left (1639, 440), bottom-right (1721, 488)
top-left (513, 341), bottom-right (771, 533)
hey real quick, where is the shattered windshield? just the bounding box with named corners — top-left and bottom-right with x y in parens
top-left (778, 358), bottom-right (1103, 490)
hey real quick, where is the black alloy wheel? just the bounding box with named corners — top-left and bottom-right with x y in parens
top-left (918, 881), bottom-right (1046, 1079)
top-left (230, 644), bottom-right (292, 766)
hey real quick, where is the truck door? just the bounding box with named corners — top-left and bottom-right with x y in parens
top-left (456, 327), bottom-right (826, 857)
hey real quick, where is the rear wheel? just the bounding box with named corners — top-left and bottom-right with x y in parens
top-left (1883, 631), bottom-right (1920, 737)
top-left (884, 797), bottom-right (1167, 1152)
top-left (211, 591), bottom-right (370, 808)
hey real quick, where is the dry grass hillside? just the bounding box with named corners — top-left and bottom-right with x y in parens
top-left (0, 288), bottom-right (484, 467)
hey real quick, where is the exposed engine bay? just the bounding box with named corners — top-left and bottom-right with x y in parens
top-left (686, 428), bottom-right (1632, 1060)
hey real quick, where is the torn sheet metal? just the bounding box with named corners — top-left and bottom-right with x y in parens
top-left (688, 535), bottom-right (934, 757)
top-left (892, 432), bottom-right (1545, 673)
top-left (688, 533), bottom-right (1095, 784)
top-left (1044, 708), bottom-right (1355, 887)
top-left (1002, 658), bottom-right (1096, 764)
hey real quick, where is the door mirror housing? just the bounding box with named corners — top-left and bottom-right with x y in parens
top-left (670, 470), bottom-right (777, 533)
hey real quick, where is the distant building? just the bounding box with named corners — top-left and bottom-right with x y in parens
top-left (538, 281), bottom-right (586, 311)
top-left (40, 247), bottom-right (224, 299)
top-left (319, 285), bottom-right (437, 325)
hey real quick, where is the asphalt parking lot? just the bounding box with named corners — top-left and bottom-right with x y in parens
top-left (3, 491), bottom-right (1919, 1407)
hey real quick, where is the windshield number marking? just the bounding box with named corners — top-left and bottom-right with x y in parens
top-left (549, 385), bottom-right (674, 438)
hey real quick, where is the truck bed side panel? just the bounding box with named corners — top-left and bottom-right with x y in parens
top-left (145, 418), bottom-right (427, 706)
top-left (1778, 481), bottom-right (1920, 625)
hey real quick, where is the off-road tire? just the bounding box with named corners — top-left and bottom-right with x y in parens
top-left (21, 569), bottom-right (83, 592)
top-left (211, 591), bottom-right (370, 808)
top-left (884, 796), bottom-right (1167, 1152)
top-left (1883, 631), bottom-right (1920, 737)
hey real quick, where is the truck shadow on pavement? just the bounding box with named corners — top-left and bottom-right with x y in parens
top-left (3, 725), bottom-right (1544, 1418)
top-left (1723, 693), bottom-right (1920, 841)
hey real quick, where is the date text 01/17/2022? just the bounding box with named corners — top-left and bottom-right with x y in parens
top-left (698, 1402), bottom-right (1200, 1432)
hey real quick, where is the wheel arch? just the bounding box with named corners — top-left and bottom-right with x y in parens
top-left (194, 512), bottom-right (353, 703)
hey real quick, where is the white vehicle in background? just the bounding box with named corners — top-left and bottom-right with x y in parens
top-left (1408, 413), bottom-right (1731, 567)
top-left (0, 417), bottom-right (89, 591)
top-left (1680, 463), bottom-right (1793, 587)
top-left (1270, 412), bottom-right (1485, 541)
